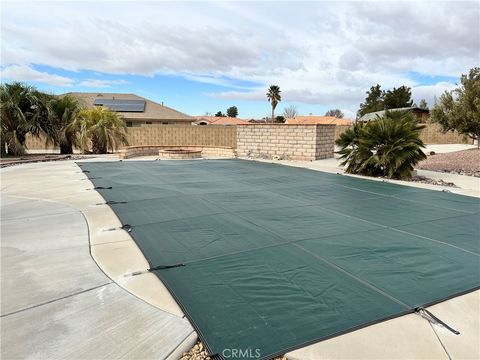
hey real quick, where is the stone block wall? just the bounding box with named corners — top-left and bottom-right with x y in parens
top-left (236, 124), bottom-right (335, 161)
top-left (126, 125), bottom-right (236, 147)
top-left (419, 123), bottom-right (472, 144)
top-left (334, 123), bottom-right (473, 145)
top-left (316, 125), bottom-right (336, 159)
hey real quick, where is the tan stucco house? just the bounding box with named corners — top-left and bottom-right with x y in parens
top-left (65, 92), bottom-right (193, 127)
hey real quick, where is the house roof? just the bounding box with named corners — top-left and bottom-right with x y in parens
top-left (358, 107), bottom-right (429, 122)
top-left (285, 116), bottom-right (354, 126)
top-left (193, 116), bottom-right (250, 125)
top-left (64, 92), bottom-right (193, 122)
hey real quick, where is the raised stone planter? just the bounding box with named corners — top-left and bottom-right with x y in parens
top-left (118, 145), bottom-right (236, 159)
top-left (158, 148), bottom-right (202, 160)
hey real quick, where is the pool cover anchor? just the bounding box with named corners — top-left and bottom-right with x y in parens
top-left (121, 224), bottom-right (133, 232)
top-left (102, 224), bottom-right (133, 233)
top-left (96, 200), bottom-right (128, 205)
top-left (415, 307), bottom-right (460, 335)
top-left (123, 263), bottom-right (185, 277)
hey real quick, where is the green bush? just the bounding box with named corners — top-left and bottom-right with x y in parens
top-left (336, 111), bottom-right (426, 179)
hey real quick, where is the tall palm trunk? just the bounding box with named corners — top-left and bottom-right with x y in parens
top-left (59, 143), bottom-right (73, 155)
top-left (91, 133), bottom-right (106, 154)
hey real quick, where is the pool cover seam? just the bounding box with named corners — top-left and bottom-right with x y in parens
top-left (290, 242), bottom-right (410, 308)
top-left (208, 201), bottom-right (415, 310)
top-left (181, 227), bottom-right (387, 266)
top-left (112, 203), bottom-right (478, 257)
top-left (316, 207), bottom-right (480, 257)
top-left (336, 183), bottom-right (478, 214)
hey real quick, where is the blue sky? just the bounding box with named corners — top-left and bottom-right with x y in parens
top-left (1, 1), bottom-right (477, 119)
top-left (14, 64), bottom-right (341, 118)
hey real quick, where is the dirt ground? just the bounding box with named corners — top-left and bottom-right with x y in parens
top-left (0, 154), bottom-right (90, 168)
top-left (181, 342), bottom-right (287, 360)
top-left (417, 148), bottom-right (480, 177)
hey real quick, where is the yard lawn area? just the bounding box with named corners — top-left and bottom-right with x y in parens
top-left (417, 148), bottom-right (480, 176)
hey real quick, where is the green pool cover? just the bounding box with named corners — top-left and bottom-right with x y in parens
top-left (79, 159), bottom-right (480, 359)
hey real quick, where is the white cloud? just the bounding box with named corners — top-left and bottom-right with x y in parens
top-left (1, 1), bottom-right (478, 113)
top-left (412, 82), bottom-right (458, 108)
top-left (0, 64), bottom-right (74, 86)
top-left (79, 79), bottom-right (130, 88)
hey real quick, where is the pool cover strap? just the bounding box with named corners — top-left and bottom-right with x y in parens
top-left (149, 263), bottom-right (185, 271)
top-left (415, 307), bottom-right (460, 335)
top-left (127, 263), bottom-right (185, 277)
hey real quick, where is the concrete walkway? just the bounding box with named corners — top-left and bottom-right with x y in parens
top-left (1, 160), bottom-right (195, 360)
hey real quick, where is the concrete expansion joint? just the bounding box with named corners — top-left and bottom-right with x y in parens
top-left (1, 282), bottom-right (113, 318)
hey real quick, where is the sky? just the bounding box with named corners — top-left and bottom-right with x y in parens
top-left (1, 1), bottom-right (478, 119)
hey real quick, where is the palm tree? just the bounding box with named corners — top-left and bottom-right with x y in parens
top-left (67, 106), bottom-right (128, 154)
top-left (0, 82), bottom-right (52, 155)
top-left (336, 121), bottom-right (368, 175)
top-left (267, 85), bottom-right (281, 123)
top-left (48, 95), bottom-right (82, 154)
top-left (336, 111), bottom-right (426, 179)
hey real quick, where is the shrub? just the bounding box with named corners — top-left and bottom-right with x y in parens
top-left (336, 111), bottom-right (426, 179)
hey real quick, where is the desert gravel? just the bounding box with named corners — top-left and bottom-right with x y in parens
top-left (417, 148), bottom-right (480, 177)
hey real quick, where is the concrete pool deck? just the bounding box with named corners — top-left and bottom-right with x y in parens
top-left (1, 159), bottom-right (196, 359)
top-left (1, 154), bottom-right (478, 359)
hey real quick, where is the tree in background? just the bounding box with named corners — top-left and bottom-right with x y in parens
top-left (383, 86), bottom-right (413, 109)
top-left (418, 99), bottom-right (428, 110)
top-left (357, 84), bottom-right (383, 118)
top-left (67, 106), bottom-right (128, 154)
top-left (282, 105), bottom-right (298, 119)
top-left (357, 85), bottom-right (415, 118)
top-left (215, 111), bottom-right (225, 117)
top-left (226, 106), bottom-right (238, 118)
top-left (267, 85), bottom-right (281, 122)
top-left (336, 111), bottom-right (426, 179)
top-left (431, 67), bottom-right (480, 148)
top-left (0, 82), bottom-right (52, 155)
top-left (325, 109), bottom-right (344, 118)
top-left (48, 95), bottom-right (82, 154)
top-left (275, 115), bottom-right (285, 123)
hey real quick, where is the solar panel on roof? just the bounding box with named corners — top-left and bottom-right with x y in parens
top-left (93, 99), bottom-right (145, 112)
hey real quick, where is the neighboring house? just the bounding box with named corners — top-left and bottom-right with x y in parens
top-left (358, 107), bottom-right (430, 122)
top-left (193, 116), bottom-right (250, 125)
top-left (65, 92), bottom-right (193, 127)
top-left (286, 116), bottom-right (354, 126)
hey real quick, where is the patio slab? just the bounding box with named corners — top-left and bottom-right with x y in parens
top-left (0, 160), bottom-right (195, 359)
